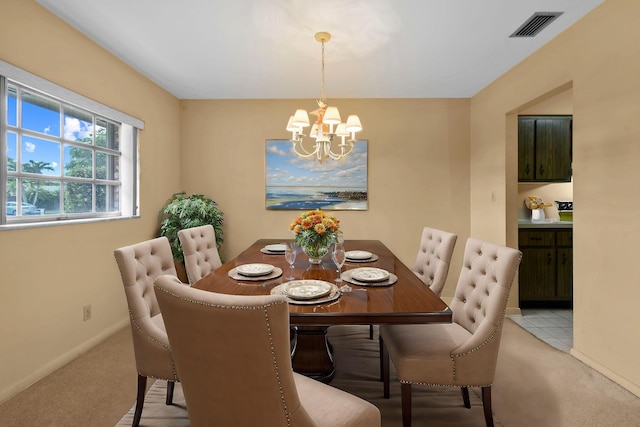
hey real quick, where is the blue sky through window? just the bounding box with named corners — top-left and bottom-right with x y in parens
top-left (7, 89), bottom-right (96, 175)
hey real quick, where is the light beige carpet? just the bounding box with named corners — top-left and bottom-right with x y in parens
top-left (494, 321), bottom-right (640, 427)
top-left (117, 320), bottom-right (640, 426)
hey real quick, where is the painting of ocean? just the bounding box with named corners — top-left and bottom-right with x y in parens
top-left (265, 140), bottom-right (368, 210)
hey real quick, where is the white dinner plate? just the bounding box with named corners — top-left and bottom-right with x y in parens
top-left (264, 244), bottom-right (286, 253)
top-left (345, 250), bottom-right (373, 260)
top-left (236, 263), bottom-right (275, 277)
top-left (349, 267), bottom-right (390, 283)
top-left (284, 280), bottom-right (333, 300)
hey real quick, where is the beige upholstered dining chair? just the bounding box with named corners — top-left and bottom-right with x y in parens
top-left (154, 274), bottom-right (381, 427)
top-left (379, 238), bottom-right (522, 427)
top-left (177, 224), bottom-right (222, 284)
top-left (114, 236), bottom-right (181, 427)
top-left (370, 226), bottom-right (457, 340)
top-left (412, 226), bottom-right (458, 296)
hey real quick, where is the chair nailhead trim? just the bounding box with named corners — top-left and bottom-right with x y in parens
top-left (129, 310), bottom-right (179, 381)
top-left (401, 380), bottom-right (493, 388)
top-left (154, 285), bottom-right (284, 311)
top-left (264, 308), bottom-right (291, 426)
top-left (451, 282), bottom-right (515, 384)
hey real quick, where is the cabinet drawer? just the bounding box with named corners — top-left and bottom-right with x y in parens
top-left (556, 230), bottom-right (573, 247)
top-left (519, 230), bottom-right (555, 246)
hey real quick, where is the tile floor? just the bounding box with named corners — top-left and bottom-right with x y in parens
top-left (509, 308), bottom-right (573, 352)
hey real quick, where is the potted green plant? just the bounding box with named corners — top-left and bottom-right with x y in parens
top-left (158, 192), bottom-right (224, 264)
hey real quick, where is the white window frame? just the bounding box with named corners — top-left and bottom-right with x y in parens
top-left (0, 59), bottom-right (142, 228)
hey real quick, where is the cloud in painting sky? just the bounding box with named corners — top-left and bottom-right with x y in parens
top-left (266, 140), bottom-right (367, 188)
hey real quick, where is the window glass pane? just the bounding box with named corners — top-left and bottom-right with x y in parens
top-left (35, 180), bottom-right (60, 215)
top-left (95, 118), bottom-right (119, 150)
top-left (20, 178), bottom-right (58, 215)
top-left (64, 145), bottom-right (93, 178)
top-left (6, 178), bottom-right (16, 205)
top-left (7, 132), bottom-right (17, 171)
top-left (7, 85), bottom-right (17, 126)
top-left (96, 184), bottom-right (119, 212)
top-left (64, 182), bottom-right (92, 213)
top-left (64, 106), bottom-right (93, 144)
top-left (5, 200), bottom-right (39, 216)
top-left (21, 136), bottom-right (60, 176)
top-left (96, 152), bottom-right (119, 180)
top-left (21, 90), bottom-right (61, 137)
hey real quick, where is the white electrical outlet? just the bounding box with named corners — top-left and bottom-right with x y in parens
top-left (83, 304), bottom-right (92, 321)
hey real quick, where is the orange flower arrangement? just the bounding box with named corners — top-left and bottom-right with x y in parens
top-left (289, 209), bottom-right (340, 259)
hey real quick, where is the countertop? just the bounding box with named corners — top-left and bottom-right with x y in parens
top-left (518, 219), bottom-right (573, 229)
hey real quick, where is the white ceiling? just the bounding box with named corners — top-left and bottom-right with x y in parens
top-left (37, 0), bottom-right (604, 100)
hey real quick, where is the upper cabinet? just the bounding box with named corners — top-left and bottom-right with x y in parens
top-left (518, 115), bottom-right (573, 182)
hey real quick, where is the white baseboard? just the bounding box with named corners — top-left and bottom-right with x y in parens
top-left (570, 347), bottom-right (640, 399)
top-left (505, 306), bottom-right (522, 316)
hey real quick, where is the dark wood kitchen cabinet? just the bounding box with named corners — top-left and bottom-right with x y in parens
top-left (519, 228), bottom-right (573, 307)
top-left (518, 115), bottom-right (572, 182)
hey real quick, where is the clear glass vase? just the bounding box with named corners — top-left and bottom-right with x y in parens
top-left (302, 242), bottom-right (329, 264)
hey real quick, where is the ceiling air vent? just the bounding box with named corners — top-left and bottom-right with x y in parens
top-left (510, 12), bottom-right (563, 38)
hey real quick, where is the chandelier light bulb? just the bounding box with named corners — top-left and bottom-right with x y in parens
top-left (345, 115), bottom-right (362, 133)
top-left (322, 106), bottom-right (341, 125)
top-left (292, 109), bottom-right (310, 127)
top-left (335, 122), bottom-right (349, 136)
top-left (286, 116), bottom-right (298, 133)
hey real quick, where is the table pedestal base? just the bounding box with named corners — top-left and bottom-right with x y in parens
top-left (290, 326), bottom-right (334, 383)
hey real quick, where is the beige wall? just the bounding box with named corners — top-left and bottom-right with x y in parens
top-left (180, 98), bottom-right (471, 283)
top-left (471, 0), bottom-right (640, 396)
top-left (0, 1), bottom-right (181, 402)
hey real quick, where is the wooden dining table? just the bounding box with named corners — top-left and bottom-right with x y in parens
top-left (193, 239), bottom-right (452, 382)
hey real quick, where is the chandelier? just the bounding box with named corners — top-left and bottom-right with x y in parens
top-left (285, 32), bottom-right (363, 164)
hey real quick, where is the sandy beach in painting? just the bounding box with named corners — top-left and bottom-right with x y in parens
top-left (266, 187), bottom-right (367, 210)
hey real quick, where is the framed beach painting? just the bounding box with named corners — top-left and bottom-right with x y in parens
top-left (265, 139), bottom-right (368, 210)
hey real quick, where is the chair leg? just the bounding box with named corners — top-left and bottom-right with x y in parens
top-left (166, 381), bottom-right (175, 405)
top-left (482, 386), bottom-right (494, 427)
top-left (133, 374), bottom-right (147, 427)
top-left (379, 335), bottom-right (384, 382)
top-left (369, 324), bottom-right (374, 339)
top-left (461, 386), bottom-right (471, 408)
top-left (381, 339), bottom-right (391, 397)
top-left (401, 383), bottom-right (412, 427)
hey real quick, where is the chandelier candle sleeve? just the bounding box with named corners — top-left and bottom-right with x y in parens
top-left (286, 32), bottom-right (363, 163)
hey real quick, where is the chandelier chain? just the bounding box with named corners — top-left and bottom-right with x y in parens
top-left (320, 40), bottom-right (326, 104)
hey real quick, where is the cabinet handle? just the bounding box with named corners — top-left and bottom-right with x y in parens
top-left (539, 164), bottom-right (545, 176)
top-left (530, 237), bottom-right (543, 241)
top-left (547, 253), bottom-right (552, 265)
top-left (525, 163), bottom-right (530, 175)
top-left (562, 253), bottom-right (567, 265)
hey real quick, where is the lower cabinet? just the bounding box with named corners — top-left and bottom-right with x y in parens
top-left (519, 228), bottom-right (573, 307)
